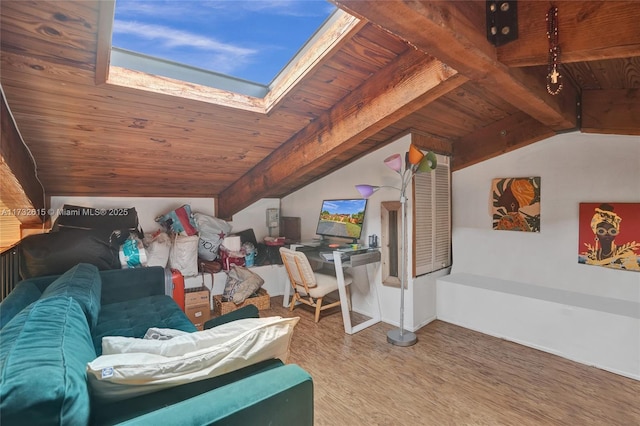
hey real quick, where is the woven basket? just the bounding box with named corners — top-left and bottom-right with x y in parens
top-left (214, 288), bottom-right (270, 316)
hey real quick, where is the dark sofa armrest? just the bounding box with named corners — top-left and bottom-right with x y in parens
top-left (99, 267), bottom-right (166, 305)
top-left (15, 274), bottom-right (59, 292)
top-left (94, 362), bottom-right (313, 426)
top-left (155, 364), bottom-right (313, 426)
top-left (204, 305), bottom-right (260, 329)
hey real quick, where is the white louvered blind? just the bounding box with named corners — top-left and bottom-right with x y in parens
top-left (413, 154), bottom-right (451, 276)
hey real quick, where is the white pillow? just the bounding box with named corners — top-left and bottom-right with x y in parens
top-left (87, 316), bottom-right (299, 402)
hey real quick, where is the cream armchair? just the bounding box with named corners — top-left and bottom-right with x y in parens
top-left (279, 247), bottom-right (352, 323)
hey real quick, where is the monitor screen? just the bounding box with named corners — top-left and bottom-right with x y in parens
top-left (315, 198), bottom-right (367, 241)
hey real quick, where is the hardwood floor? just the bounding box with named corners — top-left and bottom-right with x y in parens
top-left (262, 296), bottom-right (640, 426)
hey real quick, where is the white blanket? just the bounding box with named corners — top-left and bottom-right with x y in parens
top-left (87, 316), bottom-right (299, 401)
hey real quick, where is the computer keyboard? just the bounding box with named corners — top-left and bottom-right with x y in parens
top-left (319, 252), bottom-right (349, 261)
top-left (320, 252), bottom-right (335, 261)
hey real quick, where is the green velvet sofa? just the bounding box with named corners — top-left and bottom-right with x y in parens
top-left (0, 263), bottom-right (313, 425)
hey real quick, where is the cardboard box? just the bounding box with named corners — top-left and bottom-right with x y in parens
top-left (185, 286), bottom-right (210, 307)
top-left (186, 303), bottom-right (210, 330)
top-left (185, 286), bottom-right (211, 330)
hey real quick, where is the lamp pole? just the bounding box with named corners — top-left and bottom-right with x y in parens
top-left (386, 168), bottom-right (417, 346)
top-left (356, 145), bottom-right (436, 347)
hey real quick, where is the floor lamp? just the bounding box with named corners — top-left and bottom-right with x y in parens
top-left (355, 145), bottom-right (437, 346)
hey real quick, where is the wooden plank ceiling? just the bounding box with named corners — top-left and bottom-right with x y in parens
top-left (1, 1), bottom-right (639, 221)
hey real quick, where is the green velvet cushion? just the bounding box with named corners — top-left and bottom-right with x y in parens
top-left (41, 262), bottom-right (102, 329)
top-left (0, 296), bottom-right (97, 426)
top-left (0, 281), bottom-right (42, 329)
top-left (100, 266), bottom-right (166, 305)
top-left (92, 295), bottom-right (196, 355)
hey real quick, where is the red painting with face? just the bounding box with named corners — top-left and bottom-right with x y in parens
top-left (578, 203), bottom-right (640, 271)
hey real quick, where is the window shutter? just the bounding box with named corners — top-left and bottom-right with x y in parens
top-left (414, 172), bottom-right (434, 274)
top-left (413, 155), bottom-right (451, 276)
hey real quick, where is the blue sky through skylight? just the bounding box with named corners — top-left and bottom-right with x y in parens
top-left (112, 0), bottom-right (336, 85)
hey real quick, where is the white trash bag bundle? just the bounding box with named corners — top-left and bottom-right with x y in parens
top-left (194, 213), bottom-right (231, 261)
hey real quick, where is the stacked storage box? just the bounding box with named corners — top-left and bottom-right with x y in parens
top-left (185, 287), bottom-right (210, 330)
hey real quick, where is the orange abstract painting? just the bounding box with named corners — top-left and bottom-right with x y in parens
top-left (492, 177), bottom-right (541, 232)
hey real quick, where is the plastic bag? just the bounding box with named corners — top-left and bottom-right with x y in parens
top-left (156, 205), bottom-right (198, 236)
top-left (222, 265), bottom-right (264, 303)
top-left (219, 246), bottom-right (245, 270)
top-left (19, 229), bottom-right (121, 279)
top-left (194, 213), bottom-right (231, 261)
top-left (119, 234), bottom-right (148, 268)
top-left (144, 231), bottom-right (171, 268)
top-left (169, 234), bottom-right (199, 277)
top-left (242, 242), bottom-right (256, 267)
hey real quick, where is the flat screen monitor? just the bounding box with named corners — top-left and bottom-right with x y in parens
top-left (315, 198), bottom-right (367, 242)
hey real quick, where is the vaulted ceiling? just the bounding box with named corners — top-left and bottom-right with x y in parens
top-left (2, 1), bottom-right (639, 224)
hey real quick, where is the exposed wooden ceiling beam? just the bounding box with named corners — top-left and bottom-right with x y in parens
top-left (581, 89), bottom-right (640, 135)
top-left (498, 1), bottom-right (640, 67)
top-left (409, 130), bottom-right (453, 156)
top-left (452, 111), bottom-right (556, 170)
top-left (332, 0), bottom-right (577, 131)
top-left (217, 49), bottom-right (467, 219)
top-left (1, 89), bottom-right (46, 225)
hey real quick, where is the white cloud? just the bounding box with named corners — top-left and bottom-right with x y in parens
top-left (112, 0), bottom-right (335, 81)
top-left (236, 0), bottom-right (335, 17)
top-left (115, 0), bottom-right (219, 17)
top-left (113, 20), bottom-right (256, 57)
top-left (115, 0), bottom-right (333, 20)
top-left (201, 54), bottom-right (245, 75)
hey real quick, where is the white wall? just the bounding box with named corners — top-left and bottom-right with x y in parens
top-left (281, 135), bottom-right (438, 330)
top-left (446, 132), bottom-right (640, 379)
top-left (49, 196), bottom-right (279, 240)
top-left (437, 273), bottom-right (640, 379)
top-left (226, 198), bottom-right (280, 242)
top-left (281, 137), bottom-right (411, 244)
top-left (451, 132), bottom-right (640, 301)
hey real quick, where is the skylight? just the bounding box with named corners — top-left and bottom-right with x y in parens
top-left (111, 0), bottom-right (337, 93)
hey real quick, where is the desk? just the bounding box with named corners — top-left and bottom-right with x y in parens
top-left (283, 244), bottom-right (381, 334)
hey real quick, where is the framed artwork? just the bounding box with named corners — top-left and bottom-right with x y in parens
top-left (491, 177), bottom-right (541, 232)
top-left (578, 203), bottom-right (640, 271)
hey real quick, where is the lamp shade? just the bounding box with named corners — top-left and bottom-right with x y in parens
top-left (407, 144), bottom-right (425, 166)
top-left (355, 184), bottom-right (379, 199)
top-left (417, 151), bottom-right (438, 172)
top-left (383, 154), bottom-right (403, 173)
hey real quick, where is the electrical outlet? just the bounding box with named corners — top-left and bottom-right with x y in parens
top-left (266, 208), bottom-right (279, 229)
